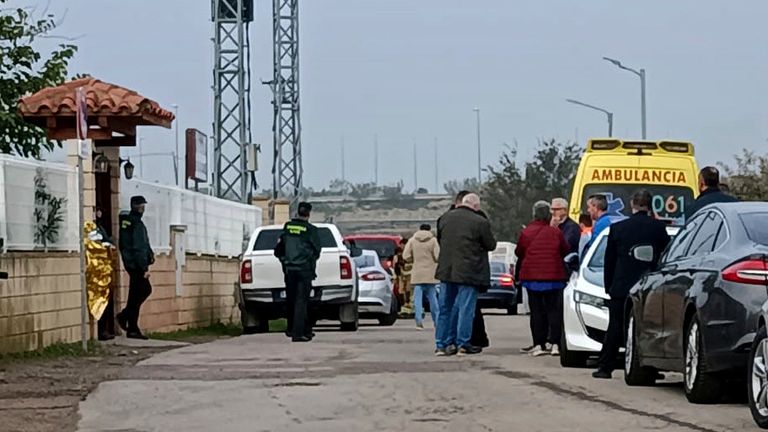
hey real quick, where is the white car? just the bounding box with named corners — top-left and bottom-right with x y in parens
top-left (561, 225), bottom-right (679, 367)
top-left (353, 249), bottom-right (398, 326)
top-left (237, 223), bottom-right (359, 333)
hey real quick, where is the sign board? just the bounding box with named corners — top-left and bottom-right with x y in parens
top-left (186, 129), bottom-right (208, 182)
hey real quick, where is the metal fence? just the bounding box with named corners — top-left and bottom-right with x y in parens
top-left (0, 155), bottom-right (79, 252)
top-left (120, 179), bottom-right (261, 257)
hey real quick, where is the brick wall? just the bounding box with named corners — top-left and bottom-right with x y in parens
top-left (118, 254), bottom-right (240, 334)
top-left (0, 252), bottom-right (81, 353)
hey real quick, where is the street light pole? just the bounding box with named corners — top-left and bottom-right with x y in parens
top-left (565, 98), bottom-right (614, 137)
top-left (603, 57), bottom-right (647, 139)
top-left (473, 108), bottom-right (481, 182)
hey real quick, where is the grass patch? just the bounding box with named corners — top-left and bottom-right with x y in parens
top-left (149, 322), bottom-right (243, 341)
top-left (0, 340), bottom-right (101, 363)
top-left (148, 319), bottom-right (288, 341)
top-left (269, 318), bottom-right (287, 333)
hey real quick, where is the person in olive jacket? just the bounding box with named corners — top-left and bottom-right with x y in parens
top-left (274, 202), bottom-right (321, 342)
top-left (435, 193), bottom-right (497, 356)
top-left (117, 196), bottom-right (155, 340)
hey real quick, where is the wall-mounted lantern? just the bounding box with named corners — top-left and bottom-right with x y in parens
top-left (119, 158), bottom-right (134, 180)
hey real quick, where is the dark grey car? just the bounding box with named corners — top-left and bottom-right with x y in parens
top-left (625, 202), bottom-right (768, 404)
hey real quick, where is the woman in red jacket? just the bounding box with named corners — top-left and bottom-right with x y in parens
top-left (515, 200), bottom-right (570, 357)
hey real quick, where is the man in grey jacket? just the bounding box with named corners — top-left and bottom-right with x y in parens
top-left (435, 193), bottom-right (497, 356)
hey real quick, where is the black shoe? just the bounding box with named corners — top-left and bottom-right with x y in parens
top-left (126, 331), bottom-right (149, 340)
top-left (98, 333), bottom-right (115, 341)
top-left (292, 336), bottom-right (312, 343)
top-left (285, 331), bottom-right (293, 338)
top-left (592, 369), bottom-right (612, 379)
top-left (116, 313), bottom-right (128, 332)
top-left (457, 345), bottom-right (483, 356)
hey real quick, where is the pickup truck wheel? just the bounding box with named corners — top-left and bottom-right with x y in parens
top-left (241, 307), bottom-right (269, 335)
top-left (340, 320), bottom-right (359, 331)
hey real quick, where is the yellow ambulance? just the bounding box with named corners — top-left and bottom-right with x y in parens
top-left (568, 139), bottom-right (700, 224)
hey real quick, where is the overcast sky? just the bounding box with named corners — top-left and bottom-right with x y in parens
top-left (25, 0), bottom-right (768, 192)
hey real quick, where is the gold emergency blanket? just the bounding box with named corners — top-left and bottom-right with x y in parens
top-left (84, 221), bottom-right (113, 320)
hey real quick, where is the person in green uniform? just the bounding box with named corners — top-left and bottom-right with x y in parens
top-left (274, 202), bottom-right (321, 342)
top-left (116, 196), bottom-right (155, 340)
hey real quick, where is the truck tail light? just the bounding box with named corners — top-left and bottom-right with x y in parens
top-left (722, 257), bottom-right (768, 285)
top-left (340, 256), bottom-right (353, 280)
top-left (240, 260), bottom-right (253, 284)
top-left (361, 272), bottom-right (386, 281)
top-left (500, 273), bottom-right (514, 287)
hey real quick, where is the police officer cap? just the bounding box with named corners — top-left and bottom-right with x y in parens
top-left (130, 195), bottom-right (148, 206)
top-left (298, 202), bottom-right (312, 216)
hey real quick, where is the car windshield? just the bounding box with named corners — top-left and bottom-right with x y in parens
top-left (741, 212), bottom-right (768, 245)
top-left (587, 229), bottom-right (679, 269)
top-left (587, 236), bottom-right (609, 269)
top-left (349, 239), bottom-right (397, 258)
top-left (253, 228), bottom-right (336, 251)
top-left (353, 253), bottom-right (379, 269)
top-left (490, 262), bottom-right (507, 274)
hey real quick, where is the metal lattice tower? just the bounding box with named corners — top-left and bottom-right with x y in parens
top-left (212, 0), bottom-right (253, 202)
top-left (267, 0), bottom-right (302, 212)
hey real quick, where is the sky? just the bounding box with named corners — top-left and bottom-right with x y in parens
top-left (20, 0), bottom-right (768, 192)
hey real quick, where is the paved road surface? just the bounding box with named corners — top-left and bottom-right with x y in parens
top-left (77, 314), bottom-right (758, 432)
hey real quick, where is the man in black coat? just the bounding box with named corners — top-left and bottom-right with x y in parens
top-left (685, 166), bottom-right (737, 220)
top-left (435, 193), bottom-right (496, 356)
top-left (593, 189), bottom-right (671, 379)
top-left (117, 196), bottom-right (155, 340)
top-left (275, 202), bottom-right (322, 342)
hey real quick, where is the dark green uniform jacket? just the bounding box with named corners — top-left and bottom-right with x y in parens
top-left (274, 218), bottom-right (322, 276)
top-left (119, 210), bottom-right (155, 274)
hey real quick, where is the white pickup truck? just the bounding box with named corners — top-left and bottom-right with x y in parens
top-left (237, 223), bottom-right (359, 333)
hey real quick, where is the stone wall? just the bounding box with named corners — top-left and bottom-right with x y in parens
top-left (0, 252), bottom-right (82, 353)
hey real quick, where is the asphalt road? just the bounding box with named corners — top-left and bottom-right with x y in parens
top-left (77, 314), bottom-right (759, 432)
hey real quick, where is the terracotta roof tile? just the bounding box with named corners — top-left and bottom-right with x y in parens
top-left (18, 78), bottom-right (174, 127)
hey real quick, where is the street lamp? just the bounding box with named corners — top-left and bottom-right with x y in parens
top-left (473, 107), bottom-right (481, 182)
top-left (565, 99), bottom-right (614, 137)
top-left (603, 56), bottom-right (646, 139)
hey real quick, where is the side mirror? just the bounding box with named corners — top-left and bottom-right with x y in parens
top-left (564, 252), bottom-right (580, 273)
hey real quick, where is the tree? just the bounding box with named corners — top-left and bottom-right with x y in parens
top-left (1, 3), bottom-right (77, 158)
top-left (443, 178), bottom-right (480, 196)
top-left (720, 149), bottom-right (768, 201)
top-left (483, 139), bottom-right (582, 240)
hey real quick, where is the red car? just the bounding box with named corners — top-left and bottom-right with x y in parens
top-left (344, 234), bottom-right (402, 272)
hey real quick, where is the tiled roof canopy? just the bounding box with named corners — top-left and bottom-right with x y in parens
top-left (18, 78), bottom-right (175, 146)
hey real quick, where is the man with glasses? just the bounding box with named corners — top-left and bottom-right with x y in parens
top-left (551, 198), bottom-right (580, 254)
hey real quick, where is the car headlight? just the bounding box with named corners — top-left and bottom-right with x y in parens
top-left (574, 290), bottom-right (608, 309)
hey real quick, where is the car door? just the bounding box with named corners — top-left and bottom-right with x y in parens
top-left (658, 213), bottom-right (709, 358)
top-left (634, 266), bottom-right (668, 359)
top-left (663, 211), bottom-right (726, 358)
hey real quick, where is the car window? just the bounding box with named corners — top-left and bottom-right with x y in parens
top-left (490, 262), bottom-right (507, 274)
top-left (252, 227), bottom-right (337, 251)
top-left (349, 239), bottom-right (397, 258)
top-left (353, 253), bottom-right (379, 269)
top-left (740, 212), bottom-right (768, 246)
top-left (252, 229), bottom-right (282, 251)
top-left (665, 214), bottom-right (705, 262)
top-left (587, 236), bottom-right (608, 269)
top-left (688, 212), bottom-right (724, 257)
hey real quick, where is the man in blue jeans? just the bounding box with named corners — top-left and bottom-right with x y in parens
top-left (435, 193), bottom-right (497, 356)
